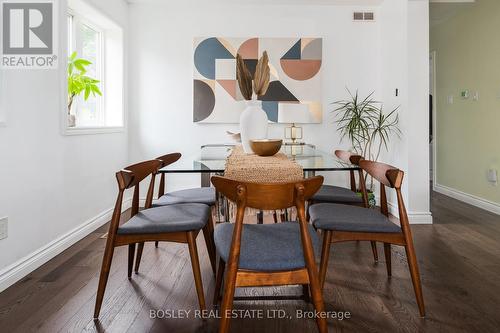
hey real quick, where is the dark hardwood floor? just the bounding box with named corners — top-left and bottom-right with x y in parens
top-left (1, 190), bottom-right (499, 332)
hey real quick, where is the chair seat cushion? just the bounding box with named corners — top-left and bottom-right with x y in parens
top-left (310, 203), bottom-right (401, 233)
top-left (214, 222), bottom-right (320, 272)
top-left (117, 203), bottom-right (210, 235)
top-left (153, 187), bottom-right (216, 206)
top-left (311, 185), bottom-right (363, 204)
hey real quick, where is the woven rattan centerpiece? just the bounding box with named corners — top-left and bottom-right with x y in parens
top-left (224, 145), bottom-right (303, 183)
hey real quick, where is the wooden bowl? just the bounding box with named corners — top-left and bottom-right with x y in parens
top-left (250, 139), bottom-right (283, 156)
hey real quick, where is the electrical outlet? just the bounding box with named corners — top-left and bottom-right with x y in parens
top-left (0, 217), bottom-right (7, 240)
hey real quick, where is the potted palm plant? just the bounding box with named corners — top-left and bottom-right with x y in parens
top-left (332, 89), bottom-right (401, 205)
top-left (67, 52), bottom-right (102, 127)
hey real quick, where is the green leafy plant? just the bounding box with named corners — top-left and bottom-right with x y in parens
top-left (332, 89), bottom-right (401, 190)
top-left (67, 51), bottom-right (102, 115)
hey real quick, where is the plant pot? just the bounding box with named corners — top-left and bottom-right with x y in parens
top-left (356, 191), bottom-right (376, 207)
top-left (239, 100), bottom-right (268, 153)
top-left (68, 114), bottom-right (76, 127)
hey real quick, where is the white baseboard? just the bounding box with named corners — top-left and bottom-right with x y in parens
top-left (387, 202), bottom-right (433, 225)
top-left (434, 183), bottom-right (500, 215)
top-left (0, 199), bottom-right (132, 293)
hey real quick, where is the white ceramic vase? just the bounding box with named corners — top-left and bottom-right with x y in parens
top-left (240, 100), bottom-right (268, 153)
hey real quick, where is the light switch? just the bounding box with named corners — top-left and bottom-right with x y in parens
top-left (447, 95), bottom-right (454, 104)
top-left (473, 91), bottom-right (479, 101)
top-left (487, 169), bottom-right (498, 185)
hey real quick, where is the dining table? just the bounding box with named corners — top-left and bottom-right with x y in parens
top-left (158, 144), bottom-right (360, 223)
top-left (158, 143), bottom-right (359, 185)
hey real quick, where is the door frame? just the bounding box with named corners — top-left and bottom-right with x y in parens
top-left (430, 50), bottom-right (437, 188)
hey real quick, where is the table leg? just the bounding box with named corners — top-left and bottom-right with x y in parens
top-left (201, 172), bottom-right (211, 188)
top-left (257, 211), bottom-right (264, 224)
top-left (304, 170), bottom-right (316, 178)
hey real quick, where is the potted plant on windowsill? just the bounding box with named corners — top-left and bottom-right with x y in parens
top-left (332, 89), bottom-right (401, 206)
top-left (67, 52), bottom-right (102, 127)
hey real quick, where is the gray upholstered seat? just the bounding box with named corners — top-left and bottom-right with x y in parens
top-left (214, 222), bottom-right (320, 271)
top-left (153, 187), bottom-right (216, 207)
top-left (117, 203), bottom-right (210, 234)
top-left (311, 185), bottom-right (363, 204)
top-left (310, 203), bottom-right (401, 233)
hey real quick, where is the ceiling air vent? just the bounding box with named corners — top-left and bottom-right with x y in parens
top-left (364, 12), bottom-right (375, 21)
top-left (353, 11), bottom-right (375, 22)
top-left (353, 12), bottom-right (364, 21)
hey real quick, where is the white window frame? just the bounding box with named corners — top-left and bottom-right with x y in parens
top-left (64, 1), bottom-right (124, 135)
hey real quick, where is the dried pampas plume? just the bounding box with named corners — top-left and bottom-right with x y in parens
top-left (253, 51), bottom-right (270, 97)
top-left (236, 54), bottom-right (253, 100)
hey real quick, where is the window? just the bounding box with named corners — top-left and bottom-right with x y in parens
top-left (66, 0), bottom-right (124, 133)
top-left (67, 13), bottom-right (104, 127)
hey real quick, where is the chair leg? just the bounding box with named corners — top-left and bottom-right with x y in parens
top-left (371, 241), bottom-right (379, 263)
top-left (306, 201), bottom-right (312, 221)
top-left (155, 241), bottom-right (159, 248)
top-left (305, 257), bottom-right (328, 333)
top-left (384, 243), bottom-right (392, 277)
top-left (280, 213), bottom-right (286, 222)
top-left (219, 257), bottom-right (238, 333)
top-left (134, 242), bottom-right (144, 274)
top-left (213, 259), bottom-right (225, 305)
top-left (319, 230), bottom-right (332, 289)
top-left (202, 220), bottom-right (216, 276)
top-left (187, 231), bottom-right (206, 311)
top-left (273, 212), bottom-right (278, 223)
top-left (94, 240), bottom-right (116, 319)
top-left (127, 243), bottom-right (136, 279)
top-left (405, 243), bottom-right (426, 317)
top-left (302, 284), bottom-right (310, 302)
top-left (301, 225), bottom-right (327, 333)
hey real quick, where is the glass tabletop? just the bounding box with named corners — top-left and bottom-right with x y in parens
top-left (159, 144), bottom-right (359, 173)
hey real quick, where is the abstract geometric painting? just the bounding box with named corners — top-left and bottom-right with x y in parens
top-left (193, 37), bottom-right (322, 123)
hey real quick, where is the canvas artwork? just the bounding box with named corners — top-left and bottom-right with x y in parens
top-left (193, 37), bottom-right (322, 123)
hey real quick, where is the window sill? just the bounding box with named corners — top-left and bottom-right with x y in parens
top-left (63, 126), bottom-right (125, 136)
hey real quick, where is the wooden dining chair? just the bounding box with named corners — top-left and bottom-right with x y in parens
top-left (309, 160), bottom-right (425, 317)
top-left (309, 150), bottom-right (378, 262)
top-left (211, 175), bottom-right (328, 333)
top-left (93, 160), bottom-right (214, 319)
top-left (133, 152), bottom-right (216, 276)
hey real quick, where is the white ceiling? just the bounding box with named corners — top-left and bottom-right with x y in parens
top-left (126, 0), bottom-right (384, 5)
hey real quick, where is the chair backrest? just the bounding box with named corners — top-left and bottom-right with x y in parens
top-left (359, 160), bottom-right (410, 233)
top-left (156, 153), bottom-right (182, 197)
top-left (335, 150), bottom-right (363, 165)
top-left (211, 176), bottom-right (323, 212)
top-left (334, 150), bottom-right (368, 206)
top-left (108, 159), bottom-right (162, 238)
top-left (359, 160), bottom-right (403, 189)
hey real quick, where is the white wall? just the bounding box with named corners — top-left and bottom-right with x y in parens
top-left (128, 2), bottom-right (382, 191)
top-left (407, 0), bottom-right (431, 223)
top-left (378, 0), bottom-right (432, 223)
top-left (0, 0), bottom-right (129, 291)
